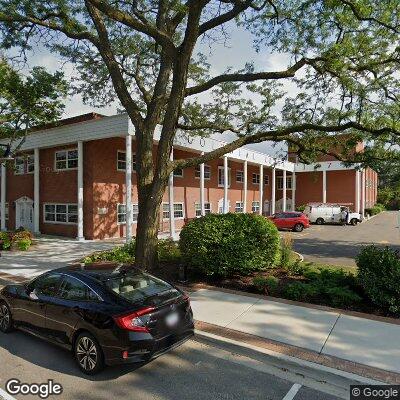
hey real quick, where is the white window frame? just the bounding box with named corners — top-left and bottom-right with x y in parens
top-left (195, 165), bottom-right (211, 180)
top-left (236, 170), bottom-right (244, 183)
top-left (117, 150), bottom-right (136, 172)
top-left (54, 148), bottom-right (78, 171)
top-left (235, 201), bottom-right (244, 213)
top-left (195, 202), bottom-right (212, 217)
top-left (43, 203), bottom-right (78, 225)
top-left (277, 176), bottom-right (292, 190)
top-left (162, 202), bottom-right (185, 220)
top-left (117, 203), bottom-right (139, 225)
top-left (252, 173), bottom-right (260, 185)
top-left (14, 156), bottom-right (25, 175)
top-left (252, 201), bottom-right (260, 213)
top-left (218, 199), bottom-right (230, 214)
top-left (218, 166), bottom-right (231, 188)
top-left (173, 168), bottom-right (184, 178)
top-left (0, 202), bottom-right (9, 221)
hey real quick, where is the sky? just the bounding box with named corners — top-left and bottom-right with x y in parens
top-left (13, 23), bottom-right (292, 157)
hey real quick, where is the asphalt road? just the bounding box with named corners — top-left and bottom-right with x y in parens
top-left (291, 211), bottom-right (400, 266)
top-left (0, 329), bottom-right (349, 400)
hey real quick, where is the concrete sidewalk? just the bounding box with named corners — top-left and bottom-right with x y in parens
top-left (190, 288), bottom-right (400, 375)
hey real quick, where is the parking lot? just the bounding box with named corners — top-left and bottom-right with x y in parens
top-left (291, 211), bottom-right (400, 266)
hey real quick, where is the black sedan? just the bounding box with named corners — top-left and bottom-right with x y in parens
top-left (0, 264), bottom-right (194, 375)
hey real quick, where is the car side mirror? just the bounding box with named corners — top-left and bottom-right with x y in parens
top-left (29, 289), bottom-right (39, 301)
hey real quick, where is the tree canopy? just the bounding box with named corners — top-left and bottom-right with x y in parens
top-left (0, 58), bottom-right (68, 151)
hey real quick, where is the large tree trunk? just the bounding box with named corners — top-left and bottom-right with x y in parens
top-left (134, 176), bottom-right (169, 270)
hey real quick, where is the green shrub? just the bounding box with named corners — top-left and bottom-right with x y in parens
top-left (0, 231), bottom-right (11, 250)
top-left (324, 286), bottom-right (361, 308)
top-left (253, 275), bottom-right (280, 294)
top-left (157, 239), bottom-right (181, 263)
top-left (365, 204), bottom-right (385, 216)
top-left (357, 246), bottom-right (400, 314)
top-left (17, 238), bottom-right (31, 251)
top-left (11, 230), bottom-right (33, 242)
top-left (179, 213), bottom-right (280, 277)
top-left (283, 282), bottom-right (319, 302)
top-left (286, 260), bottom-right (308, 276)
top-left (296, 204), bottom-right (306, 212)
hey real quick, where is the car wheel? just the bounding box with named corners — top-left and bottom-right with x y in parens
top-left (350, 218), bottom-right (358, 226)
top-left (74, 332), bottom-right (105, 375)
top-left (0, 302), bottom-right (13, 333)
top-left (316, 218), bottom-right (324, 225)
top-left (293, 223), bottom-right (304, 232)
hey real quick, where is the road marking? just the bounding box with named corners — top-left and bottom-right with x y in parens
top-left (282, 383), bottom-right (302, 400)
top-left (0, 387), bottom-right (17, 400)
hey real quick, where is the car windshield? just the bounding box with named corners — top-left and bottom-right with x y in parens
top-left (105, 271), bottom-right (179, 303)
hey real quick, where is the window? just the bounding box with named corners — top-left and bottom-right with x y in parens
top-left (277, 176), bottom-right (293, 190)
top-left (195, 165), bottom-right (211, 180)
top-left (31, 273), bottom-right (63, 297)
top-left (236, 170), bottom-right (244, 183)
top-left (264, 175), bottom-right (269, 185)
top-left (252, 173), bottom-right (260, 184)
top-left (59, 276), bottom-right (99, 301)
top-left (1, 203), bottom-right (9, 221)
top-left (235, 202), bottom-right (244, 213)
top-left (218, 166), bottom-right (231, 187)
top-left (117, 151), bottom-right (136, 172)
top-left (55, 149), bottom-right (78, 170)
top-left (27, 155), bottom-right (34, 173)
top-left (162, 203), bottom-right (184, 219)
top-left (173, 168), bottom-right (183, 178)
top-left (44, 203), bottom-right (78, 224)
top-left (117, 203), bottom-right (139, 224)
top-left (195, 202), bottom-right (211, 217)
top-left (15, 157), bottom-right (25, 175)
top-left (252, 201), bottom-right (260, 213)
top-left (218, 199), bottom-right (230, 213)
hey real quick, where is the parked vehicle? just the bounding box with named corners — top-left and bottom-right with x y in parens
top-left (303, 203), bottom-right (362, 225)
top-left (0, 265), bottom-right (194, 375)
top-left (269, 212), bottom-right (310, 232)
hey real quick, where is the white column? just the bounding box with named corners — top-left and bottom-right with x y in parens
top-left (271, 167), bottom-right (276, 215)
top-left (125, 135), bottom-right (133, 242)
top-left (243, 160), bottom-right (248, 213)
top-left (282, 170), bottom-right (287, 212)
top-left (259, 164), bottom-right (263, 215)
top-left (292, 171), bottom-right (296, 211)
top-left (322, 170), bottom-right (327, 203)
top-left (223, 155), bottom-right (229, 213)
top-left (0, 163), bottom-right (6, 231)
top-left (200, 152), bottom-right (205, 216)
top-left (355, 170), bottom-right (360, 214)
top-left (34, 148), bottom-right (40, 234)
top-left (168, 147), bottom-right (175, 238)
top-left (361, 169), bottom-right (366, 218)
top-left (77, 141), bottom-right (84, 241)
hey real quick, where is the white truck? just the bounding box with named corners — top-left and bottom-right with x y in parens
top-left (304, 203), bottom-right (362, 226)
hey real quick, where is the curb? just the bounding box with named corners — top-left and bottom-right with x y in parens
top-left (194, 320), bottom-right (400, 385)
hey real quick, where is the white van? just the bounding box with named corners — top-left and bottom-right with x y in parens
top-left (304, 203), bottom-right (362, 225)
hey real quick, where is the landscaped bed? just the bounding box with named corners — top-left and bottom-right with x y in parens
top-left (82, 214), bottom-right (400, 319)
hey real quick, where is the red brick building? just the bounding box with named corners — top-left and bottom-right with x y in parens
top-left (0, 113), bottom-right (378, 240)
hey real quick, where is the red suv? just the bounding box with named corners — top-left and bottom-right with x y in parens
top-left (268, 212), bottom-right (310, 232)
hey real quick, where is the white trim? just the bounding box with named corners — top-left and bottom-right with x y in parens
top-left (271, 168), bottom-right (276, 215)
top-left (125, 136), bottom-right (133, 241)
top-left (54, 148), bottom-right (78, 171)
top-left (33, 148), bottom-right (40, 233)
top-left (77, 141), bottom-right (84, 240)
top-left (236, 170), bottom-right (244, 183)
top-left (14, 156), bottom-right (26, 175)
top-left (322, 170), bottom-right (327, 203)
top-left (252, 172), bottom-right (260, 185)
top-left (117, 203), bottom-right (139, 225)
top-left (173, 168), bottom-right (184, 178)
top-left (243, 160), bottom-right (248, 213)
top-left (168, 148), bottom-right (176, 238)
top-left (195, 202), bottom-right (211, 217)
top-left (117, 150), bottom-right (136, 172)
top-left (218, 165), bottom-right (231, 188)
top-left (1, 164), bottom-right (6, 231)
top-left (195, 164), bottom-right (211, 180)
top-left (162, 202), bottom-right (185, 220)
top-left (282, 170), bottom-right (287, 212)
top-left (259, 165), bottom-right (264, 215)
top-left (235, 201), bottom-right (244, 213)
top-left (295, 160), bottom-right (358, 172)
top-left (43, 203), bottom-right (78, 225)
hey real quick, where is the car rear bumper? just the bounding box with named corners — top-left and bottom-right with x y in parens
top-left (104, 325), bottom-right (194, 366)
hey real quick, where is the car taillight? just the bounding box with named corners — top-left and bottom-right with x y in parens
top-left (113, 307), bottom-right (155, 332)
